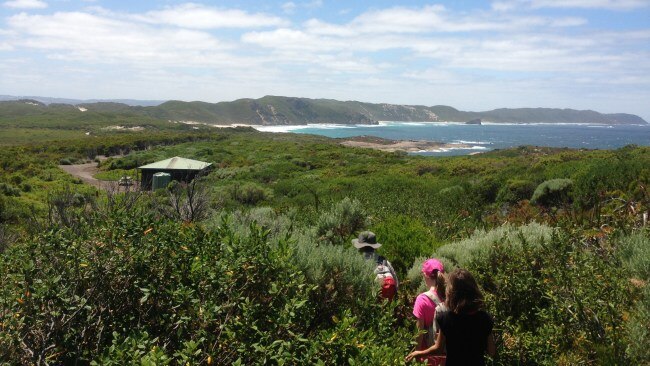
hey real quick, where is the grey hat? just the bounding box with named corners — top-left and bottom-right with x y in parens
top-left (352, 231), bottom-right (382, 249)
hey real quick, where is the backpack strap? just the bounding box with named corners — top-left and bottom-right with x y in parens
top-left (423, 290), bottom-right (442, 307)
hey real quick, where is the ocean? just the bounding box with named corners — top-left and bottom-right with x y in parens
top-left (254, 122), bottom-right (650, 156)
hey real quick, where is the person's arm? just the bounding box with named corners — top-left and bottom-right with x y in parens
top-left (486, 331), bottom-right (496, 357)
top-left (415, 318), bottom-right (425, 349)
top-left (406, 330), bottom-right (445, 362)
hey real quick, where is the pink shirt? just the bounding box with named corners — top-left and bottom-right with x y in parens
top-left (413, 292), bottom-right (437, 327)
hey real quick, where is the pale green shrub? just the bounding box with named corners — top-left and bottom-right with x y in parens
top-left (315, 197), bottom-right (368, 245)
top-left (406, 223), bottom-right (554, 290)
top-left (619, 232), bottom-right (650, 280)
top-left (435, 222), bottom-right (554, 268)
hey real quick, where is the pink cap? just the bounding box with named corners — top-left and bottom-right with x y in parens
top-left (422, 258), bottom-right (444, 277)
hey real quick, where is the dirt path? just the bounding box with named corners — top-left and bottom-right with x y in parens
top-left (59, 162), bottom-right (105, 188)
top-left (58, 155), bottom-right (129, 190)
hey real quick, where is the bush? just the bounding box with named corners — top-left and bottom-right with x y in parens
top-left (316, 197), bottom-right (368, 245)
top-left (21, 183), bottom-right (32, 193)
top-left (531, 178), bottom-right (573, 207)
top-left (619, 233), bottom-right (650, 364)
top-left (373, 215), bottom-right (440, 276)
top-left (59, 158), bottom-right (73, 165)
top-left (496, 179), bottom-right (536, 204)
top-left (408, 224), bottom-right (633, 364)
top-left (229, 183), bottom-right (271, 205)
top-left (0, 183), bottom-right (21, 197)
top-left (0, 212), bottom-right (411, 364)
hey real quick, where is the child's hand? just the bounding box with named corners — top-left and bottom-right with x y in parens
top-left (405, 350), bottom-right (421, 362)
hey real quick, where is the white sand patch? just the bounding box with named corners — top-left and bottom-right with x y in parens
top-left (102, 125), bottom-right (145, 131)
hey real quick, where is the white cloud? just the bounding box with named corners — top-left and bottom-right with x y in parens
top-left (3, 0), bottom-right (47, 9)
top-left (528, 0), bottom-right (649, 10)
top-left (4, 11), bottom-right (254, 68)
top-left (136, 3), bottom-right (288, 29)
top-left (282, 2), bottom-right (296, 14)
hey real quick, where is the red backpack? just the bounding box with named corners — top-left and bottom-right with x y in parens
top-left (380, 277), bottom-right (397, 300)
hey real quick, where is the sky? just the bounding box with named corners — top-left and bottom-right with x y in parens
top-left (1, 0), bottom-right (649, 120)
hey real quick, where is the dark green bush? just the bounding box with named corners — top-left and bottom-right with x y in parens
top-left (374, 215), bottom-right (440, 276)
top-left (0, 183), bottom-right (21, 197)
top-left (229, 183), bottom-right (271, 205)
top-left (496, 179), bottom-right (536, 204)
top-left (0, 212), bottom-right (411, 364)
top-left (531, 178), bottom-right (573, 207)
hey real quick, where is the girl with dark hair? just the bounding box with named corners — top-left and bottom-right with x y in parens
top-left (406, 268), bottom-right (496, 366)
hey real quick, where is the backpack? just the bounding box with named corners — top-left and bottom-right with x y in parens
top-left (422, 290), bottom-right (444, 347)
top-left (375, 256), bottom-right (398, 301)
top-left (380, 277), bottom-right (397, 300)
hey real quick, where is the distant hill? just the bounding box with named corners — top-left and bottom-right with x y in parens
top-left (0, 95), bottom-right (164, 107)
top-left (0, 96), bottom-right (646, 125)
top-left (131, 96), bottom-right (650, 125)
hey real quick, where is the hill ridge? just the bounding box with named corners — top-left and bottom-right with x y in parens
top-left (0, 95), bottom-right (646, 125)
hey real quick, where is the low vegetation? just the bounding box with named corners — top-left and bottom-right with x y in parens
top-left (0, 128), bottom-right (648, 364)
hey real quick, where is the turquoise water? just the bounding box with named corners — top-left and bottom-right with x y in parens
top-left (255, 122), bottom-right (650, 156)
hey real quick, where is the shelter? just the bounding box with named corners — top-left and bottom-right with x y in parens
top-left (138, 157), bottom-right (212, 190)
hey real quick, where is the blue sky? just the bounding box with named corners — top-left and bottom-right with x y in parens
top-left (1, 0), bottom-right (649, 120)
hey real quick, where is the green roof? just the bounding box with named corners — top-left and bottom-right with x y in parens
top-left (138, 157), bottom-right (211, 170)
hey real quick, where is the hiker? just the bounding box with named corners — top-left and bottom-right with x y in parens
top-left (412, 258), bottom-right (447, 366)
top-left (406, 268), bottom-right (496, 366)
top-left (352, 231), bottom-right (399, 300)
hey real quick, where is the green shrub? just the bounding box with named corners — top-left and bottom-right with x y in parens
top-left (619, 233), bottom-right (650, 364)
top-left (316, 197), bottom-right (368, 245)
top-left (229, 183), bottom-right (272, 205)
top-left (431, 223), bottom-right (554, 269)
top-left (59, 158), bottom-right (72, 165)
top-left (496, 179), bottom-right (536, 204)
top-left (619, 233), bottom-right (650, 281)
top-left (373, 215), bottom-right (440, 276)
top-left (531, 178), bottom-right (573, 206)
top-left (0, 183), bottom-right (21, 197)
top-left (0, 211), bottom-right (411, 364)
top-left (625, 285), bottom-right (650, 364)
top-left (21, 183), bottom-right (32, 193)
top-left (408, 224), bottom-right (633, 364)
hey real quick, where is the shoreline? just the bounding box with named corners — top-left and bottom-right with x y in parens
top-left (338, 136), bottom-right (478, 153)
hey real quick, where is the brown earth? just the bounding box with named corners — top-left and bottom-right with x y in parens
top-left (59, 162), bottom-right (104, 188)
top-left (58, 155), bottom-right (133, 190)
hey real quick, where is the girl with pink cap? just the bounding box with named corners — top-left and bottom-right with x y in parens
top-left (411, 258), bottom-right (447, 366)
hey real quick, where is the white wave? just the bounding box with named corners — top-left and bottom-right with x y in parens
top-left (308, 123), bottom-right (356, 129)
top-left (454, 140), bottom-right (491, 145)
top-left (253, 125), bottom-right (308, 133)
top-left (481, 121), bottom-right (614, 126)
top-left (412, 145), bottom-right (489, 154)
top-left (378, 121), bottom-right (467, 126)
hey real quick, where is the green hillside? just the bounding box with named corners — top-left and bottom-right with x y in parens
top-left (2, 97), bottom-right (646, 128)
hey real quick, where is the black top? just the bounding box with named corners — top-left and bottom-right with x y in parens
top-left (436, 310), bottom-right (493, 366)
